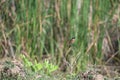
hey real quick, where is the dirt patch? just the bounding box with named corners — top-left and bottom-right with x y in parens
top-left (77, 65), bottom-right (120, 80)
top-left (0, 59), bottom-right (26, 80)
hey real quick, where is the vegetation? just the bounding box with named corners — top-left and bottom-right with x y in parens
top-left (0, 0), bottom-right (120, 79)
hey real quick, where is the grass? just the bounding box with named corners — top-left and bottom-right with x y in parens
top-left (0, 0), bottom-right (120, 79)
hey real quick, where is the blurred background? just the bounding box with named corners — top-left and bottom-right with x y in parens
top-left (0, 0), bottom-right (120, 76)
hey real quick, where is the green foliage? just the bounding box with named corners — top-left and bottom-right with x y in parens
top-left (31, 60), bottom-right (43, 72)
top-left (43, 60), bottom-right (58, 74)
top-left (20, 54), bottom-right (58, 75)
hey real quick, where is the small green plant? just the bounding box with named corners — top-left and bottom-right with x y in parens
top-left (43, 60), bottom-right (58, 74)
top-left (20, 55), bottom-right (33, 67)
top-left (20, 54), bottom-right (58, 75)
top-left (31, 60), bottom-right (43, 72)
